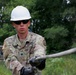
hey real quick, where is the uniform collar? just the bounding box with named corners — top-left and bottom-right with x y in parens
top-left (13, 32), bottom-right (31, 47)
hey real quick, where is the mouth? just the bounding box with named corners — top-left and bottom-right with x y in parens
top-left (20, 28), bottom-right (25, 30)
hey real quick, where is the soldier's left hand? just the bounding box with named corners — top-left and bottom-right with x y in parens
top-left (29, 56), bottom-right (46, 70)
top-left (29, 56), bottom-right (44, 66)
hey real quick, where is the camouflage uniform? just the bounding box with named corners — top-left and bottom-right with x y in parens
top-left (2, 32), bottom-right (46, 75)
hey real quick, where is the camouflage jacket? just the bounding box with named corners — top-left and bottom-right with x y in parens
top-left (2, 32), bottom-right (46, 75)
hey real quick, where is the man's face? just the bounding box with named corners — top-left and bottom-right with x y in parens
top-left (12, 20), bottom-right (30, 34)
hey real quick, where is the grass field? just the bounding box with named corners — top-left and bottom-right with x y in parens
top-left (0, 61), bottom-right (11, 75)
top-left (0, 54), bottom-right (76, 75)
top-left (42, 54), bottom-right (76, 75)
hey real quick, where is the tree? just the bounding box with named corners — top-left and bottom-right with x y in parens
top-left (31, 0), bottom-right (76, 53)
top-left (0, 0), bottom-right (76, 54)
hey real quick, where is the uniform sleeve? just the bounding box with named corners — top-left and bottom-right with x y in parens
top-left (2, 40), bottom-right (23, 71)
top-left (33, 36), bottom-right (46, 70)
top-left (34, 36), bottom-right (46, 57)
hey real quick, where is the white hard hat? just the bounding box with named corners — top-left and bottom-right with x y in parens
top-left (10, 6), bottom-right (31, 21)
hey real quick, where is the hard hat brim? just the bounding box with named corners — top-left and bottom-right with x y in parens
top-left (10, 17), bottom-right (31, 21)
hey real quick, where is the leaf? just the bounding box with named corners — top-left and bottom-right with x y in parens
top-left (44, 26), bottom-right (69, 39)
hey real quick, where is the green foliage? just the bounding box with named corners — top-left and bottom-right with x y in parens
top-left (44, 26), bottom-right (69, 53)
top-left (44, 26), bottom-right (68, 39)
top-left (42, 54), bottom-right (76, 75)
top-left (71, 42), bottom-right (76, 48)
top-left (0, 24), bottom-right (16, 44)
top-left (0, 0), bottom-right (76, 53)
top-left (30, 0), bottom-right (76, 53)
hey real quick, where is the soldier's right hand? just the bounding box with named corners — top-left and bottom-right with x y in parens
top-left (20, 67), bottom-right (34, 75)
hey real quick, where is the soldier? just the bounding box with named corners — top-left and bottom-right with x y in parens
top-left (2, 6), bottom-right (46, 75)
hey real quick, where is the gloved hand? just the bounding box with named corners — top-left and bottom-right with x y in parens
top-left (29, 56), bottom-right (41, 66)
top-left (29, 56), bottom-right (46, 70)
top-left (20, 67), bottom-right (34, 75)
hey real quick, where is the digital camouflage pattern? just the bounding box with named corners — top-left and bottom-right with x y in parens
top-left (2, 32), bottom-right (46, 75)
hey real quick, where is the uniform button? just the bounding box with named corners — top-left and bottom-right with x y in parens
top-left (20, 52), bottom-right (24, 56)
top-left (21, 53), bottom-right (23, 55)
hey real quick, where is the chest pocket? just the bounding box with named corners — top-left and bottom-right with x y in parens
top-left (13, 41), bottom-right (35, 63)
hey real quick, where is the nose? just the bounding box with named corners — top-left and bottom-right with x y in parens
top-left (20, 22), bottom-right (24, 26)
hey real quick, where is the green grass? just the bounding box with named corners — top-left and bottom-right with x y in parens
top-left (0, 54), bottom-right (76, 75)
top-left (42, 54), bottom-right (76, 75)
top-left (0, 61), bottom-right (11, 75)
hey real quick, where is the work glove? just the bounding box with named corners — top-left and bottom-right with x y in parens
top-left (29, 56), bottom-right (46, 70)
top-left (29, 56), bottom-right (41, 66)
top-left (20, 66), bottom-right (34, 75)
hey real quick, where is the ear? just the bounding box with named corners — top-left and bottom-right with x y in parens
top-left (27, 20), bottom-right (31, 27)
top-left (12, 22), bottom-right (15, 28)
